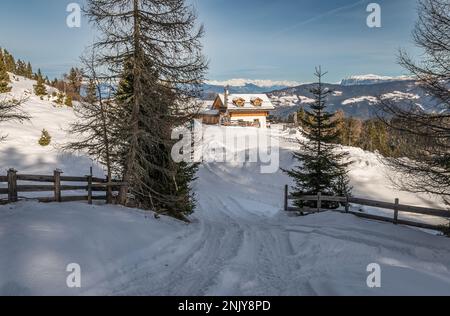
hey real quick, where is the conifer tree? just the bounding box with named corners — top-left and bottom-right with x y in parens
top-left (3, 50), bottom-right (16, 73)
top-left (34, 69), bottom-right (47, 96)
top-left (38, 129), bottom-right (52, 146)
top-left (26, 62), bottom-right (33, 79)
top-left (65, 95), bottom-right (73, 107)
top-left (16, 60), bottom-right (27, 76)
top-left (67, 67), bottom-right (83, 99)
top-left (284, 68), bottom-right (352, 209)
top-left (86, 0), bottom-right (207, 219)
top-left (343, 117), bottom-right (363, 147)
top-left (297, 107), bottom-right (313, 133)
top-left (0, 54), bottom-right (11, 94)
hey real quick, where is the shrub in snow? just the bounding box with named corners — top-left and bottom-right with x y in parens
top-left (55, 92), bottom-right (64, 106)
top-left (65, 95), bottom-right (73, 107)
top-left (38, 129), bottom-right (52, 147)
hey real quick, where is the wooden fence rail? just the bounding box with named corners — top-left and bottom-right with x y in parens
top-left (0, 168), bottom-right (126, 205)
top-left (284, 185), bottom-right (450, 231)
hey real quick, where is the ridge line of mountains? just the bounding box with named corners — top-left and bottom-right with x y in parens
top-left (202, 76), bottom-right (442, 120)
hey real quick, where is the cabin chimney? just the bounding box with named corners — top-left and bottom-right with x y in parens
top-left (224, 85), bottom-right (229, 107)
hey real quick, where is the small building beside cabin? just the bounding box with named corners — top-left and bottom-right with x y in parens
top-left (198, 89), bottom-right (275, 128)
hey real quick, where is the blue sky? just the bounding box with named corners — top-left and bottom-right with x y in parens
top-left (0, 0), bottom-right (420, 83)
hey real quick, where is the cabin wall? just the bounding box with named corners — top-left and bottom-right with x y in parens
top-left (230, 112), bottom-right (268, 128)
top-left (199, 115), bottom-right (220, 125)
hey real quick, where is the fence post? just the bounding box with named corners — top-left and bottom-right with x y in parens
top-left (87, 167), bottom-right (93, 205)
top-left (317, 192), bottom-right (322, 213)
top-left (106, 175), bottom-right (112, 204)
top-left (394, 198), bottom-right (399, 224)
top-left (284, 185), bottom-right (288, 211)
top-left (345, 195), bottom-right (350, 213)
top-left (7, 169), bottom-right (17, 203)
top-left (54, 169), bottom-right (62, 202)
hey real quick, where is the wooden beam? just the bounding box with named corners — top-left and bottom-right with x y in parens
top-left (87, 168), bottom-right (93, 205)
top-left (38, 195), bottom-right (107, 203)
top-left (60, 185), bottom-right (87, 191)
top-left (394, 198), bottom-right (399, 224)
top-left (348, 211), bottom-right (442, 231)
top-left (16, 174), bottom-right (54, 182)
top-left (59, 176), bottom-right (88, 182)
top-left (284, 185), bottom-right (288, 211)
top-left (349, 197), bottom-right (450, 218)
top-left (54, 170), bottom-right (62, 202)
top-left (7, 169), bottom-right (18, 203)
top-left (317, 192), bottom-right (322, 213)
top-left (17, 185), bottom-right (55, 192)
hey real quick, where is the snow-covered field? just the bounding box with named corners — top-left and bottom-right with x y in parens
top-left (0, 76), bottom-right (449, 295)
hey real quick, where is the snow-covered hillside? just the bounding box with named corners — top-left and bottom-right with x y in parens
top-left (0, 74), bottom-right (105, 177)
top-left (340, 74), bottom-right (413, 86)
top-left (269, 79), bottom-right (442, 120)
top-left (0, 76), bottom-right (449, 295)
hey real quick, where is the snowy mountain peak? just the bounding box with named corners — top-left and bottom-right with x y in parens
top-left (205, 79), bottom-right (301, 88)
top-left (340, 74), bottom-right (413, 86)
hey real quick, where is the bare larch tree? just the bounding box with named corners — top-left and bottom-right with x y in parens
top-left (375, 0), bottom-right (450, 205)
top-left (85, 0), bottom-right (207, 218)
top-left (63, 49), bottom-right (117, 202)
top-left (0, 97), bottom-right (29, 143)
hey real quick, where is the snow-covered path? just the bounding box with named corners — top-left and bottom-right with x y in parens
top-left (3, 160), bottom-right (450, 296)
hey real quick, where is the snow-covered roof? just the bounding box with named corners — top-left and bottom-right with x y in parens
top-left (218, 93), bottom-right (275, 111)
top-left (200, 109), bottom-right (220, 116)
top-left (198, 100), bottom-right (219, 116)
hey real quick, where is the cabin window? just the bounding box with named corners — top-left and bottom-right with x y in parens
top-left (251, 98), bottom-right (263, 107)
top-left (233, 97), bottom-right (246, 107)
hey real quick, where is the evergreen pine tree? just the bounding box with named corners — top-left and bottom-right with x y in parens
top-left (65, 95), bottom-right (73, 107)
top-left (284, 68), bottom-right (352, 209)
top-left (26, 62), bottom-right (33, 79)
top-left (3, 50), bottom-right (16, 73)
top-left (55, 92), bottom-right (64, 105)
top-left (0, 54), bottom-right (11, 93)
top-left (16, 60), bottom-right (27, 76)
top-left (33, 69), bottom-right (47, 96)
top-left (65, 67), bottom-right (83, 101)
top-left (38, 129), bottom-right (52, 146)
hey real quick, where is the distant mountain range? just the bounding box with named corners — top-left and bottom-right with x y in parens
top-left (201, 79), bottom-right (300, 98)
top-left (202, 76), bottom-right (444, 120)
top-left (339, 74), bottom-right (413, 86)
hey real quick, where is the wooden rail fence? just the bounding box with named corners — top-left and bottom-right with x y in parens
top-left (284, 185), bottom-right (450, 231)
top-left (0, 168), bottom-right (126, 205)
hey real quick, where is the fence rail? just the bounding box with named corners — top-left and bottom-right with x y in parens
top-left (0, 168), bottom-right (126, 205)
top-left (284, 185), bottom-right (450, 231)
